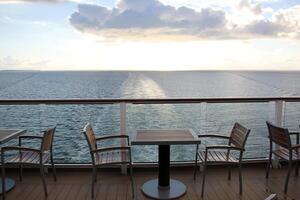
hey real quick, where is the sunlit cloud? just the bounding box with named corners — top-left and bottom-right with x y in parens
top-left (69, 0), bottom-right (300, 41)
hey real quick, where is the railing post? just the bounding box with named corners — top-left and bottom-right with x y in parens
top-left (272, 100), bottom-right (285, 168)
top-left (199, 102), bottom-right (207, 172)
top-left (120, 103), bottom-right (127, 174)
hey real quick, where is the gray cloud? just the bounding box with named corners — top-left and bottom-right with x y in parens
top-left (243, 20), bottom-right (285, 36)
top-left (11, 0), bottom-right (298, 40)
top-left (69, 0), bottom-right (227, 40)
top-left (239, 5), bottom-right (300, 38)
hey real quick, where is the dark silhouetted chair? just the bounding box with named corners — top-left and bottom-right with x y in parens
top-left (1, 127), bottom-right (56, 199)
top-left (83, 123), bottom-right (134, 199)
top-left (266, 121), bottom-right (300, 194)
top-left (194, 122), bottom-right (250, 197)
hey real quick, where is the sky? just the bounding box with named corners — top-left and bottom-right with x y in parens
top-left (0, 0), bottom-right (300, 71)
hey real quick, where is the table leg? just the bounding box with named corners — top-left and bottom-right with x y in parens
top-left (158, 145), bottom-right (170, 188)
top-left (141, 145), bottom-right (186, 199)
top-left (0, 177), bottom-right (16, 194)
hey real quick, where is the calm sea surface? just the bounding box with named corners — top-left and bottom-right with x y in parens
top-left (0, 71), bottom-right (300, 163)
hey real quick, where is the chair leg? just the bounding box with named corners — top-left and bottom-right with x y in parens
top-left (228, 165), bottom-right (231, 180)
top-left (201, 162), bottom-right (207, 197)
top-left (93, 165), bottom-right (97, 183)
top-left (129, 163), bottom-right (135, 200)
top-left (40, 165), bottom-right (48, 196)
top-left (266, 151), bottom-right (272, 179)
top-left (51, 155), bottom-right (57, 182)
top-left (284, 161), bottom-right (293, 194)
top-left (91, 165), bottom-right (96, 198)
top-left (2, 163), bottom-right (6, 200)
top-left (19, 164), bottom-right (23, 182)
top-left (95, 167), bottom-right (98, 183)
top-left (295, 161), bottom-right (299, 176)
top-left (193, 153), bottom-right (198, 181)
top-left (238, 163), bottom-right (243, 195)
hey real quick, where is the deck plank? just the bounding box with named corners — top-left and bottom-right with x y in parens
top-left (4, 165), bottom-right (300, 200)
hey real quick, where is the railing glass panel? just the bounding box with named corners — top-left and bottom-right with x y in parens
top-left (0, 98), bottom-right (298, 164)
top-left (0, 104), bottom-right (121, 163)
top-left (127, 103), bottom-right (203, 162)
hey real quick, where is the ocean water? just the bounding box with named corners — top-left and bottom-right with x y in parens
top-left (0, 70), bottom-right (300, 163)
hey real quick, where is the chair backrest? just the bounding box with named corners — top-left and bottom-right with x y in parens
top-left (41, 127), bottom-right (56, 152)
top-left (83, 123), bottom-right (97, 151)
top-left (266, 121), bottom-right (291, 149)
top-left (229, 122), bottom-right (251, 149)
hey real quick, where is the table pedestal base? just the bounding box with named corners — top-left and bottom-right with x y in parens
top-left (0, 177), bottom-right (15, 194)
top-left (142, 179), bottom-right (186, 200)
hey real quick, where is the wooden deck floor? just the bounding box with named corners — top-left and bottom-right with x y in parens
top-left (3, 164), bottom-right (299, 200)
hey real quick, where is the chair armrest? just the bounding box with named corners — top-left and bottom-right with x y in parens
top-left (19, 135), bottom-right (43, 139)
top-left (91, 146), bottom-right (130, 153)
top-left (96, 135), bottom-right (130, 145)
top-left (205, 145), bottom-right (244, 151)
top-left (1, 146), bottom-right (40, 153)
top-left (292, 144), bottom-right (300, 150)
top-left (96, 135), bottom-right (129, 141)
top-left (198, 134), bottom-right (230, 140)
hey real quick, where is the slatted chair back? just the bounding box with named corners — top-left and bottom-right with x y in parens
top-left (229, 123), bottom-right (250, 149)
top-left (83, 123), bottom-right (97, 151)
top-left (41, 127), bottom-right (56, 152)
top-left (266, 121), bottom-right (291, 149)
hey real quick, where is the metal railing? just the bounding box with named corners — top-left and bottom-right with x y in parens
top-left (1, 97), bottom-right (300, 167)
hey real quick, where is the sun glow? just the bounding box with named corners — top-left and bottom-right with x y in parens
top-left (42, 38), bottom-right (300, 71)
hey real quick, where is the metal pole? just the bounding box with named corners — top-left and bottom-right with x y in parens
top-left (273, 100), bottom-right (285, 168)
top-left (120, 103), bottom-right (127, 174)
top-left (199, 102), bottom-right (207, 172)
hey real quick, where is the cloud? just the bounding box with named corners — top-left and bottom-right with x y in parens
top-left (0, 0), bottom-right (87, 3)
top-left (6, 0), bottom-right (299, 40)
top-left (237, 5), bottom-right (300, 38)
top-left (0, 56), bottom-right (50, 69)
top-left (0, 0), bottom-right (63, 3)
top-left (0, 56), bottom-right (24, 68)
top-left (69, 0), bottom-right (300, 40)
top-left (69, 0), bottom-right (228, 40)
top-left (237, 0), bottom-right (263, 15)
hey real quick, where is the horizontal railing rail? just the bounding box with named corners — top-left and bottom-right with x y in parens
top-left (1, 96), bottom-right (300, 104)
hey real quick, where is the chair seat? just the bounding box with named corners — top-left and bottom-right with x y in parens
top-left (6, 151), bottom-right (50, 164)
top-left (198, 151), bottom-right (238, 163)
top-left (95, 150), bottom-right (130, 165)
top-left (273, 148), bottom-right (300, 161)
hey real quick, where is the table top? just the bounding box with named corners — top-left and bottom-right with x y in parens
top-left (0, 129), bottom-right (26, 144)
top-left (131, 129), bottom-right (200, 145)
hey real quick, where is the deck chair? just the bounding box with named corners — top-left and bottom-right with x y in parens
top-left (194, 122), bottom-right (250, 197)
top-left (83, 123), bottom-right (134, 199)
top-left (1, 127), bottom-right (56, 199)
top-left (266, 121), bottom-right (300, 194)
